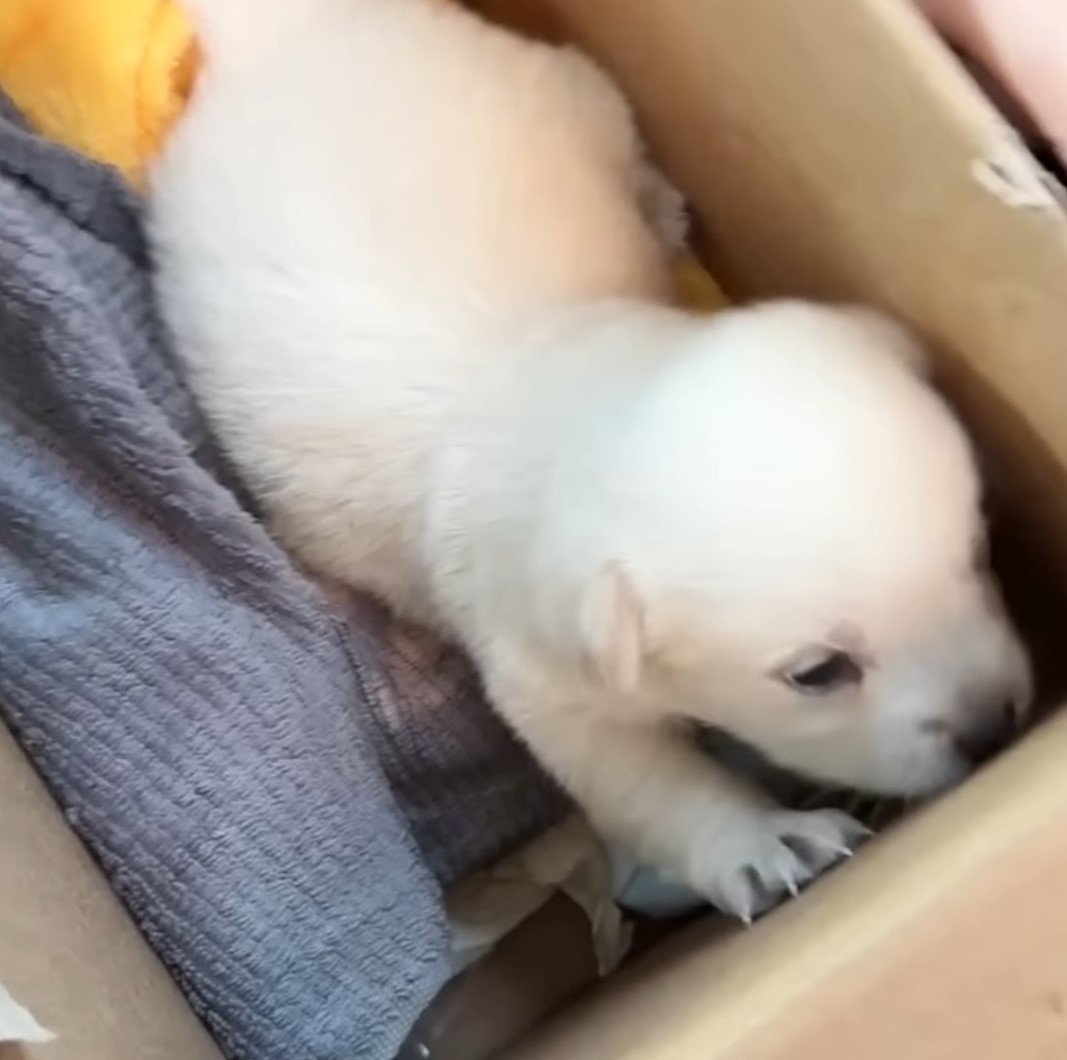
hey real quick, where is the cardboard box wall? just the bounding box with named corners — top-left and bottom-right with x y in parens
top-left (4, 1), bottom-right (1067, 1058)
top-left (0, 724), bottom-right (223, 1060)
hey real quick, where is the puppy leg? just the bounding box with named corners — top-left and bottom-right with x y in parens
top-left (498, 686), bottom-right (867, 920)
top-left (553, 46), bottom-right (688, 256)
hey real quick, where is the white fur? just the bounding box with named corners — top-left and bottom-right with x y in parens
top-left (151, 0), bottom-right (1031, 919)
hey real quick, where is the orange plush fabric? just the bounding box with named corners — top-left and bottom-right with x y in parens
top-left (0, 0), bottom-right (198, 185)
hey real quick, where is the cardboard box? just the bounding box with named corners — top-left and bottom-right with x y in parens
top-left (0, 724), bottom-right (222, 1060)
top-left (5, 1), bottom-right (1067, 1058)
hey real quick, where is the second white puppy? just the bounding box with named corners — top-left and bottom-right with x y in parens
top-left (151, 0), bottom-right (1031, 919)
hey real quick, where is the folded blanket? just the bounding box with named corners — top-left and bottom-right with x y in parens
top-left (0, 94), bottom-right (562, 1060)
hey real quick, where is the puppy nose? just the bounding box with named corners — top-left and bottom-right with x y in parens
top-left (954, 701), bottom-right (1019, 768)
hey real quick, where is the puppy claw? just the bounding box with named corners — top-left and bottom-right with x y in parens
top-left (692, 807), bottom-right (867, 921)
top-left (719, 874), bottom-right (757, 925)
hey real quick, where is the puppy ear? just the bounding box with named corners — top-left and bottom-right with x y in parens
top-left (838, 305), bottom-right (930, 376)
top-left (580, 562), bottom-right (645, 691)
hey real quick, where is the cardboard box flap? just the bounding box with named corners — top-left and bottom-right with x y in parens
top-left (0, 726), bottom-right (223, 1060)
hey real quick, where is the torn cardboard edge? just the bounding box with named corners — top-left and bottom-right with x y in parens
top-left (0, 984), bottom-right (55, 1045)
top-left (972, 134), bottom-right (1066, 213)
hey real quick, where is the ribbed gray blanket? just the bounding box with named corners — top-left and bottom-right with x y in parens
top-left (0, 95), bottom-right (561, 1060)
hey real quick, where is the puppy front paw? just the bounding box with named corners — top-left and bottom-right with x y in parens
top-left (690, 808), bottom-right (870, 923)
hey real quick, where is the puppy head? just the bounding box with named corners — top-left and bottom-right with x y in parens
top-left (572, 302), bottom-right (1031, 796)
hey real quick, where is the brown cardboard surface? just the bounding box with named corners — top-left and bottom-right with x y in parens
top-left (0, 726), bottom-right (223, 1060)
top-left (510, 711), bottom-right (1067, 1060)
top-left (464, 0), bottom-right (568, 42)
top-left (735, 815), bottom-right (1067, 1060)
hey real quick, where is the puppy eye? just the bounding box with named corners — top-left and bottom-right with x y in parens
top-left (781, 650), bottom-right (862, 696)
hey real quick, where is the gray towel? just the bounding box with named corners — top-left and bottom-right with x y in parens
top-left (0, 97), bottom-right (561, 1059)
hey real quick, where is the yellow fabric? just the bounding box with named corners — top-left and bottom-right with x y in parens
top-left (672, 254), bottom-right (730, 314)
top-left (0, 0), bottom-right (197, 186)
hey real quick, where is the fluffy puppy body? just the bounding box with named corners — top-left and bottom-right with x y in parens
top-left (152, 0), bottom-right (1030, 918)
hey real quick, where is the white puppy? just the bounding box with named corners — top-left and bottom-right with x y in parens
top-left (151, 0), bottom-right (1031, 919)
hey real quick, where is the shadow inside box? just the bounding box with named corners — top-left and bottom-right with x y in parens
top-left (697, 726), bottom-right (909, 837)
top-left (1032, 140), bottom-right (1067, 190)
